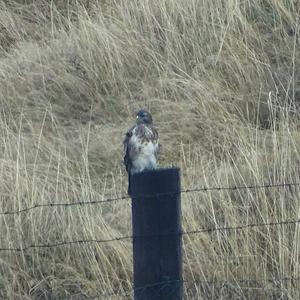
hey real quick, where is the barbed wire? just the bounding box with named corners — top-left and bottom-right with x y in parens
top-left (0, 194), bottom-right (130, 216)
top-left (0, 236), bottom-right (132, 252)
top-left (0, 182), bottom-right (299, 216)
top-left (1, 182), bottom-right (299, 298)
top-left (184, 217), bottom-right (300, 235)
top-left (1, 217), bottom-right (299, 252)
top-left (88, 275), bottom-right (300, 299)
top-left (90, 279), bottom-right (181, 299)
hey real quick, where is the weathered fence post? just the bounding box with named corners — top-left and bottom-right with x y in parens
top-left (131, 168), bottom-right (182, 300)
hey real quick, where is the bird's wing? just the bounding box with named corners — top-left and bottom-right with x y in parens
top-left (123, 125), bottom-right (135, 173)
top-left (151, 126), bottom-right (160, 160)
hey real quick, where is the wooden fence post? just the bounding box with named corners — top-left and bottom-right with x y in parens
top-left (131, 168), bottom-right (182, 300)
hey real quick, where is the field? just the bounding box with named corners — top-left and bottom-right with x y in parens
top-left (0, 0), bottom-right (299, 299)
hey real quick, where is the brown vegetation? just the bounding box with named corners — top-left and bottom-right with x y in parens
top-left (0, 0), bottom-right (299, 298)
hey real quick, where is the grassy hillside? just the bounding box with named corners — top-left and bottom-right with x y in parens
top-left (0, 0), bottom-right (299, 298)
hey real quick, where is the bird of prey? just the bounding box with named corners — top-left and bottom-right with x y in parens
top-left (123, 110), bottom-right (159, 195)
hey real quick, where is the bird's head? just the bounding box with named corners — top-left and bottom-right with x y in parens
top-left (136, 110), bottom-right (153, 125)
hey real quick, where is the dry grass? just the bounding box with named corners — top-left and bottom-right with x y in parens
top-left (0, 0), bottom-right (299, 299)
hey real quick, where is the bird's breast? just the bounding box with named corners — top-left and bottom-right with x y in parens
top-left (129, 135), bottom-right (158, 174)
top-left (130, 135), bottom-right (158, 156)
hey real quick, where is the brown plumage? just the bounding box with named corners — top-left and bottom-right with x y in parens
top-left (123, 110), bottom-right (159, 194)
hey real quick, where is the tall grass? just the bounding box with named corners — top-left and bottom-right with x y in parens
top-left (0, 0), bottom-right (299, 298)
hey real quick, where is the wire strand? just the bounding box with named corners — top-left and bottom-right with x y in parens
top-left (0, 182), bottom-right (298, 216)
top-left (1, 218), bottom-right (299, 252)
top-left (0, 194), bottom-right (130, 216)
top-left (88, 276), bottom-right (300, 299)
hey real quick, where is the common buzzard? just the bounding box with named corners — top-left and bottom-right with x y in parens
top-left (123, 110), bottom-right (159, 194)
